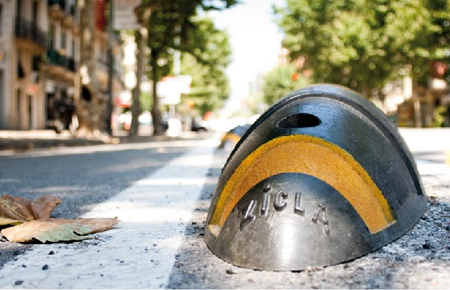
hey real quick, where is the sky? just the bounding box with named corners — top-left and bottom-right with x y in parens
top-left (210, 0), bottom-right (284, 115)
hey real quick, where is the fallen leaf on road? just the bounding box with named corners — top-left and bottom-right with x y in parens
top-left (1, 218), bottom-right (119, 243)
top-left (0, 194), bottom-right (119, 243)
top-left (31, 195), bottom-right (62, 220)
top-left (0, 194), bottom-right (61, 226)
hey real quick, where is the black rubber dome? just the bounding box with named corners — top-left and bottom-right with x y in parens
top-left (205, 84), bottom-right (427, 271)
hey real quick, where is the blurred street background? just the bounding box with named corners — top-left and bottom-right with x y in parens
top-left (0, 0), bottom-right (450, 288)
top-left (0, 0), bottom-right (449, 138)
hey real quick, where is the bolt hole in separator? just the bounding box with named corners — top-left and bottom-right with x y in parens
top-left (278, 113), bottom-right (322, 129)
top-left (205, 84), bottom-right (426, 271)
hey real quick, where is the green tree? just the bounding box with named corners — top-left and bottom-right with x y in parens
top-left (275, 0), bottom-right (443, 98)
top-left (180, 17), bottom-right (231, 117)
top-left (139, 0), bottom-right (237, 135)
top-left (262, 64), bottom-right (309, 105)
top-left (428, 0), bottom-right (450, 60)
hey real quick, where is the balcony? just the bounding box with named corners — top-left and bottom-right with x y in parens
top-left (47, 49), bottom-right (75, 72)
top-left (40, 49), bottom-right (76, 83)
top-left (15, 17), bottom-right (47, 51)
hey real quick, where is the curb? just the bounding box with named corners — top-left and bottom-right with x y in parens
top-left (0, 131), bottom-right (212, 152)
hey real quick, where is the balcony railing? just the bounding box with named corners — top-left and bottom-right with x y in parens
top-left (15, 17), bottom-right (47, 49)
top-left (47, 49), bottom-right (76, 72)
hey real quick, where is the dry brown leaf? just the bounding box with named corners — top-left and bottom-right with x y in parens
top-left (31, 195), bottom-right (62, 219)
top-left (0, 195), bottom-right (118, 243)
top-left (0, 194), bottom-right (61, 226)
top-left (0, 195), bottom-right (35, 223)
top-left (1, 218), bottom-right (119, 243)
top-left (0, 217), bottom-right (24, 227)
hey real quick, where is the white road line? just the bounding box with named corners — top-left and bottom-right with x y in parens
top-left (5, 139), bottom-right (210, 158)
top-left (0, 138), bottom-right (218, 289)
top-left (416, 159), bottom-right (450, 177)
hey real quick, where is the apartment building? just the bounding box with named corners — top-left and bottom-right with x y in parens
top-left (0, 0), bottom-right (123, 131)
top-left (43, 0), bottom-right (77, 132)
top-left (94, 0), bottom-right (123, 105)
top-left (0, 0), bottom-right (48, 130)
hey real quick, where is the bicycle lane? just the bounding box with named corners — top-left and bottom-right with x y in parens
top-left (0, 137), bottom-right (219, 289)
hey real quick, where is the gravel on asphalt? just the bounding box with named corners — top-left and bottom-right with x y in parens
top-left (168, 150), bottom-right (450, 289)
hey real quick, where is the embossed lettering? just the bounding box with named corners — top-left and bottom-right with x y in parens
top-left (261, 191), bottom-right (270, 215)
top-left (240, 200), bottom-right (257, 230)
top-left (294, 192), bottom-right (305, 215)
top-left (261, 184), bottom-right (271, 215)
top-left (274, 191), bottom-right (288, 211)
top-left (238, 185), bottom-right (330, 237)
top-left (312, 203), bottom-right (330, 234)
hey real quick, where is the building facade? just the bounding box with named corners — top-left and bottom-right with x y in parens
top-left (0, 0), bottom-right (123, 131)
top-left (0, 0), bottom-right (48, 130)
top-left (43, 0), bottom-right (77, 132)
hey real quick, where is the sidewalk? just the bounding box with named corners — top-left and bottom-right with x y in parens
top-left (0, 129), bottom-right (207, 152)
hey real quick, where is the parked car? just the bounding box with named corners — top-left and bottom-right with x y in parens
top-left (118, 111), bottom-right (153, 131)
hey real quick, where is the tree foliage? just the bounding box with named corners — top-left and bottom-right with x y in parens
top-left (140, 0), bottom-right (238, 134)
top-left (262, 64), bottom-right (309, 105)
top-left (275, 0), bottom-right (448, 98)
top-left (429, 0), bottom-right (450, 59)
top-left (180, 18), bottom-right (231, 116)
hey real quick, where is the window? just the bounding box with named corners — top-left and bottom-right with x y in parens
top-left (17, 50), bottom-right (25, 79)
top-left (32, 56), bottom-right (40, 72)
top-left (71, 40), bottom-right (75, 58)
top-left (68, 0), bottom-right (76, 15)
top-left (48, 24), bottom-right (55, 49)
top-left (61, 30), bottom-right (66, 51)
top-left (16, 0), bottom-right (21, 19)
top-left (32, 1), bottom-right (38, 24)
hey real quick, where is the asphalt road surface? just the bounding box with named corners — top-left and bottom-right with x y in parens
top-left (0, 130), bottom-right (449, 288)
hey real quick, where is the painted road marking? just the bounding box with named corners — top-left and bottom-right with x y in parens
top-left (0, 138), bottom-right (218, 289)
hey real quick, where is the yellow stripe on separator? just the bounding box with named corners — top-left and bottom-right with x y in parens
top-left (222, 133), bottom-right (242, 145)
top-left (209, 135), bottom-right (395, 235)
